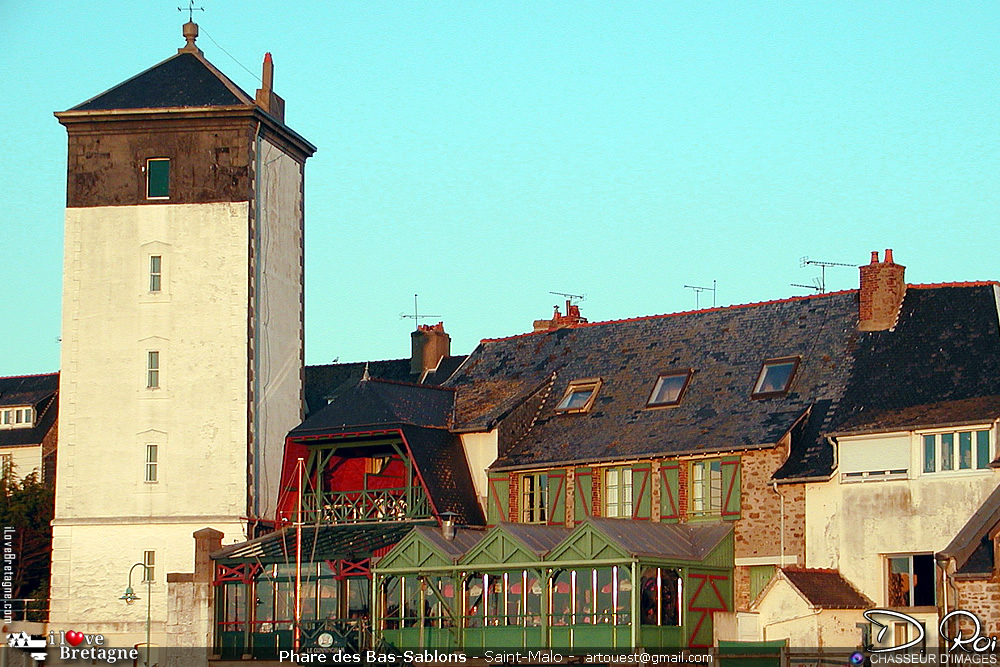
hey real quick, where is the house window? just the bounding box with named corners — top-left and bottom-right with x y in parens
top-left (887, 554), bottom-right (935, 607)
top-left (146, 158), bottom-right (170, 199)
top-left (147, 351), bottom-right (160, 389)
top-left (647, 371), bottom-right (692, 407)
top-left (555, 379), bottom-right (601, 414)
top-left (143, 550), bottom-right (155, 582)
top-left (752, 357), bottom-right (799, 397)
top-left (149, 256), bottom-right (162, 292)
top-left (0, 407), bottom-right (33, 430)
top-left (0, 454), bottom-right (12, 473)
top-left (639, 567), bottom-right (681, 626)
top-left (520, 473), bottom-right (547, 523)
top-left (604, 466), bottom-right (633, 518)
top-left (691, 459), bottom-right (723, 515)
top-left (145, 444), bottom-right (158, 482)
top-left (921, 430), bottom-right (991, 474)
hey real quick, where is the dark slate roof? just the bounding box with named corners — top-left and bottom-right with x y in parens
top-left (70, 52), bottom-right (253, 111)
top-left (292, 379), bottom-right (455, 436)
top-left (0, 374), bottom-right (58, 448)
top-left (401, 425), bottom-right (485, 526)
top-left (778, 568), bottom-right (873, 609)
top-left (304, 356), bottom-right (466, 416)
top-left (448, 291), bottom-right (861, 472)
top-left (831, 395), bottom-right (1000, 436)
top-left (409, 525), bottom-right (487, 561)
top-left (940, 483), bottom-right (1000, 577)
top-left (211, 521), bottom-right (419, 565)
top-left (588, 517), bottom-right (731, 561)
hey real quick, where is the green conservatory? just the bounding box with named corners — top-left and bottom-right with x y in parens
top-left (374, 518), bottom-right (733, 651)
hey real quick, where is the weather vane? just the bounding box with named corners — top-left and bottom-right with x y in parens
top-left (178, 1), bottom-right (205, 22)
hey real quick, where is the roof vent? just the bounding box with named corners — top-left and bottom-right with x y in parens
top-left (858, 249), bottom-right (906, 332)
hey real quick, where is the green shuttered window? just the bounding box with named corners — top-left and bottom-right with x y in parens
top-left (147, 158), bottom-right (170, 199)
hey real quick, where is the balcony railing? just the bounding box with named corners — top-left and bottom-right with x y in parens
top-left (302, 487), bottom-right (431, 524)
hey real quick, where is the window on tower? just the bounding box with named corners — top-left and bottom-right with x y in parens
top-left (146, 158), bottom-right (170, 199)
top-left (147, 351), bottom-right (160, 389)
top-left (149, 256), bottom-right (162, 292)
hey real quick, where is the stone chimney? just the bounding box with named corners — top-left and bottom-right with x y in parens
top-left (255, 53), bottom-right (286, 123)
top-left (858, 249), bottom-right (906, 332)
top-left (411, 322), bottom-right (451, 375)
top-left (533, 300), bottom-right (588, 332)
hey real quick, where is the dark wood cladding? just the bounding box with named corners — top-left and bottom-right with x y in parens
top-left (57, 108), bottom-right (315, 208)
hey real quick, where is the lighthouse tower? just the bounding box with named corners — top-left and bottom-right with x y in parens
top-left (51, 21), bottom-right (315, 647)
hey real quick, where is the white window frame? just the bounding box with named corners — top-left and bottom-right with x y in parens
top-left (920, 427), bottom-right (993, 475)
top-left (145, 444), bottom-right (158, 483)
top-left (149, 255), bottom-right (162, 292)
top-left (0, 407), bottom-right (34, 430)
top-left (604, 466), bottom-right (633, 518)
top-left (147, 351), bottom-right (160, 389)
top-left (690, 459), bottom-right (723, 516)
top-left (143, 550), bottom-right (155, 582)
top-left (520, 473), bottom-right (548, 523)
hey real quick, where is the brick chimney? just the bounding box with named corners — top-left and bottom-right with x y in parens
top-left (533, 300), bottom-right (588, 332)
top-left (858, 249), bottom-right (906, 332)
top-left (255, 52), bottom-right (286, 123)
top-left (411, 322), bottom-right (451, 375)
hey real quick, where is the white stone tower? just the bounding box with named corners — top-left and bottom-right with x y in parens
top-left (50, 21), bottom-right (315, 648)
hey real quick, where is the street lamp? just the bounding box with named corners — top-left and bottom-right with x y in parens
top-left (120, 562), bottom-right (152, 667)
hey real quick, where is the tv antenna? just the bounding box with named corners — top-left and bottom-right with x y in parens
top-left (550, 291), bottom-right (585, 305)
top-left (683, 280), bottom-right (716, 309)
top-left (795, 257), bottom-right (854, 294)
top-left (399, 294), bottom-right (440, 329)
top-left (178, 1), bottom-right (205, 22)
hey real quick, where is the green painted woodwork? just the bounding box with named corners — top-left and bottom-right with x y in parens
top-left (461, 526), bottom-right (540, 567)
top-left (749, 565), bottom-right (776, 603)
top-left (488, 471), bottom-right (510, 526)
top-left (659, 463), bottom-right (681, 523)
top-left (546, 523), bottom-right (629, 563)
top-left (632, 463), bottom-right (651, 520)
top-left (375, 530), bottom-right (451, 571)
top-left (721, 456), bottom-right (741, 520)
top-left (547, 469), bottom-right (567, 525)
top-left (640, 626), bottom-right (684, 650)
top-left (574, 467), bottom-right (592, 521)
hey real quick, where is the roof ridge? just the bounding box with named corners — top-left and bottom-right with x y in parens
top-left (367, 377), bottom-right (457, 392)
top-left (0, 372), bottom-right (58, 381)
top-left (481, 289), bottom-right (857, 343)
top-left (908, 281), bottom-right (1000, 289)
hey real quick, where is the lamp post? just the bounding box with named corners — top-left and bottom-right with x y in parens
top-left (120, 562), bottom-right (152, 667)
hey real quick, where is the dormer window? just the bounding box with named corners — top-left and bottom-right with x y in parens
top-left (647, 371), bottom-right (692, 408)
top-left (752, 357), bottom-right (799, 398)
top-left (555, 379), bottom-right (601, 414)
top-left (0, 407), bottom-right (34, 429)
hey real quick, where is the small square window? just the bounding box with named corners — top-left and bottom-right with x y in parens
top-left (752, 357), bottom-right (799, 397)
top-left (647, 371), bottom-right (692, 407)
top-left (555, 379), bottom-right (601, 414)
top-left (146, 158), bottom-right (170, 199)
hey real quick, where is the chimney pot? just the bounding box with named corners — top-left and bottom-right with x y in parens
top-left (870, 251), bottom-right (879, 264)
top-left (884, 248), bottom-right (894, 264)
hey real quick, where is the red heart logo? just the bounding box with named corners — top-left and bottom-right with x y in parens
top-left (65, 631), bottom-right (84, 646)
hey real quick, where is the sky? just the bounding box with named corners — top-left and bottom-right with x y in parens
top-left (3, 2), bottom-right (1000, 377)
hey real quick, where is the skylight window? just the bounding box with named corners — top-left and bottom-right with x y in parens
top-left (647, 371), bottom-right (692, 407)
top-left (555, 379), bottom-right (601, 414)
top-left (752, 357), bottom-right (799, 397)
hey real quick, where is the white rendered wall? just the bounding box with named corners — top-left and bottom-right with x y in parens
top-left (806, 429), bottom-right (1000, 645)
top-left (253, 137), bottom-right (304, 520)
top-left (52, 201), bottom-right (255, 644)
top-left (459, 430), bottom-right (499, 509)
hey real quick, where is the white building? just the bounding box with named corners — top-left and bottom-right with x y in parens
top-left (50, 21), bottom-right (314, 649)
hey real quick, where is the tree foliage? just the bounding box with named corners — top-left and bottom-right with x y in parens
top-left (0, 463), bottom-right (54, 603)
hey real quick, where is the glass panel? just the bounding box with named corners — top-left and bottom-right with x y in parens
top-left (150, 256), bottom-right (162, 292)
top-left (615, 567), bottom-right (631, 625)
top-left (923, 435), bottom-right (936, 473)
top-left (402, 576), bottom-right (420, 627)
top-left (888, 557), bottom-right (911, 606)
top-left (596, 568), bottom-right (614, 624)
top-left (465, 574), bottom-right (486, 627)
top-left (426, 575), bottom-right (455, 628)
top-left (709, 460), bottom-right (723, 511)
top-left (550, 570), bottom-right (572, 626)
top-left (147, 159), bottom-right (170, 198)
top-left (383, 577), bottom-right (402, 629)
top-left (573, 569), bottom-right (594, 625)
top-left (692, 463), bottom-right (705, 513)
top-left (977, 430), bottom-right (991, 469)
top-left (346, 578), bottom-right (369, 621)
top-left (959, 432), bottom-right (973, 469)
top-left (558, 387), bottom-right (595, 411)
top-left (640, 568), bottom-right (658, 625)
top-left (649, 373), bottom-right (689, 406)
top-left (941, 434), bottom-right (954, 471)
top-left (318, 577), bottom-right (338, 621)
top-left (754, 361), bottom-right (796, 394)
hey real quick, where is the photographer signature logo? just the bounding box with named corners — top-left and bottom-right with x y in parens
top-left (863, 609), bottom-right (999, 653)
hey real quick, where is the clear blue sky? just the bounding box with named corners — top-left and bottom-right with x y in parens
top-left (3, 2), bottom-right (999, 376)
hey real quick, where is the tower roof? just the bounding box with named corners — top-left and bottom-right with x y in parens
top-left (69, 50), bottom-right (253, 111)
